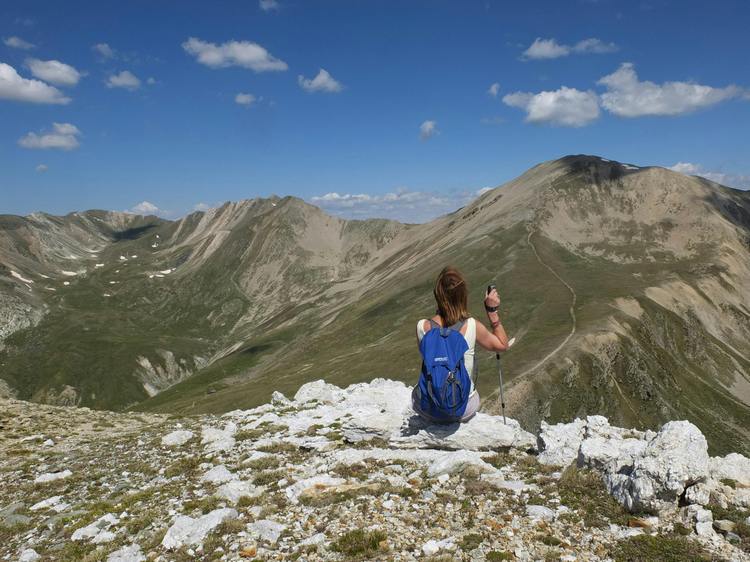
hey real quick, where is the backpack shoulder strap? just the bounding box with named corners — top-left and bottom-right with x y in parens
top-left (428, 318), bottom-right (466, 337)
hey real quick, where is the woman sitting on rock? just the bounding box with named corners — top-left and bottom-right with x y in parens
top-left (413, 266), bottom-right (509, 423)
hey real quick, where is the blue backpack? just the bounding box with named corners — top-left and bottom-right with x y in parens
top-left (417, 319), bottom-right (471, 422)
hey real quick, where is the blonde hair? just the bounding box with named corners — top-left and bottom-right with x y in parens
top-left (433, 266), bottom-right (469, 326)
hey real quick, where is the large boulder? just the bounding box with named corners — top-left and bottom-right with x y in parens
top-left (605, 421), bottom-right (709, 512)
top-left (392, 413), bottom-right (536, 451)
top-left (290, 379), bottom-right (534, 451)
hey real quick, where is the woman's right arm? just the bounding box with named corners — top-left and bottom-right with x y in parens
top-left (475, 288), bottom-right (509, 352)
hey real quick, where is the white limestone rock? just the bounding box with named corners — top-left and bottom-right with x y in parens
top-left (247, 519), bottom-right (286, 544)
top-left (200, 465), bottom-right (235, 485)
top-left (34, 469), bottom-right (72, 484)
top-left (684, 482), bottom-right (713, 507)
top-left (710, 453), bottom-right (750, 487)
top-left (293, 380), bottom-right (342, 404)
top-left (217, 480), bottom-right (260, 504)
top-left (30, 495), bottom-right (70, 513)
top-left (422, 538), bottom-right (455, 555)
top-left (393, 413), bottom-right (536, 452)
top-left (201, 422), bottom-right (237, 453)
top-left (107, 543), bottom-right (146, 562)
top-left (271, 390), bottom-right (291, 407)
top-left (19, 549), bottom-right (40, 562)
top-left (284, 475), bottom-right (346, 504)
top-left (161, 508), bottom-right (238, 550)
top-left (71, 513), bottom-right (119, 543)
top-left (606, 421), bottom-right (709, 512)
top-left (426, 450), bottom-right (496, 477)
top-left (161, 430), bottom-right (194, 447)
top-left (537, 418), bottom-right (586, 466)
top-left (300, 533), bottom-right (326, 546)
top-left (526, 505), bottom-right (556, 521)
top-left (578, 435), bottom-right (647, 473)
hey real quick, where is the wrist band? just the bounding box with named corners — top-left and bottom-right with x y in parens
top-left (484, 305), bottom-right (498, 313)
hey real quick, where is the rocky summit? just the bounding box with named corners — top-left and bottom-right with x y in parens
top-left (2, 379), bottom-right (749, 561)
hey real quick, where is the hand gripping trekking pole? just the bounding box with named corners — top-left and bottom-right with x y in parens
top-left (487, 283), bottom-right (515, 424)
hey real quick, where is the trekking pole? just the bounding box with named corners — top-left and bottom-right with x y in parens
top-left (496, 337), bottom-right (515, 425)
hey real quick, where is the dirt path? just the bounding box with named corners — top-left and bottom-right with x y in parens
top-left (516, 228), bottom-right (578, 379)
top-left (484, 228), bottom-right (578, 406)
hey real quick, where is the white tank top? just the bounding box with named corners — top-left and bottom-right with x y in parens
top-left (416, 317), bottom-right (477, 394)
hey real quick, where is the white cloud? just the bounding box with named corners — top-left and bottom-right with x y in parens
top-left (598, 63), bottom-right (741, 117)
top-left (182, 37), bottom-right (288, 72)
top-left (419, 120), bottom-right (439, 140)
top-left (310, 186), bottom-right (494, 223)
top-left (298, 68), bottom-right (343, 93)
top-left (130, 201), bottom-right (160, 215)
top-left (573, 38), bottom-right (618, 54)
top-left (4, 36), bottom-right (35, 50)
top-left (107, 70), bottom-right (141, 90)
top-left (522, 38), bottom-right (570, 60)
top-left (18, 122), bottom-right (81, 150)
top-left (668, 162), bottom-right (750, 190)
top-left (235, 92), bottom-right (256, 106)
top-left (259, 0), bottom-right (280, 11)
top-left (92, 43), bottom-right (116, 60)
top-left (146, 77), bottom-right (156, 85)
top-left (503, 86), bottom-right (600, 127)
top-left (0, 63), bottom-right (70, 104)
top-left (36, 164), bottom-right (48, 173)
top-left (26, 58), bottom-right (82, 86)
top-left (193, 202), bottom-right (214, 212)
top-left (487, 82), bottom-right (500, 97)
top-left (522, 37), bottom-right (617, 60)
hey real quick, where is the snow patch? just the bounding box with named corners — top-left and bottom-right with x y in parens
top-left (10, 270), bottom-right (33, 284)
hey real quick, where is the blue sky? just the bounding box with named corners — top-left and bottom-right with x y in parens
top-left (2, 0), bottom-right (749, 222)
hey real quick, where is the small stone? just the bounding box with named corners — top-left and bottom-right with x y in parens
top-left (526, 505), bottom-right (556, 521)
top-left (247, 519), bottom-right (286, 544)
top-left (107, 542), bottom-right (146, 561)
top-left (200, 465), bottom-right (234, 485)
top-left (162, 508), bottom-right (238, 550)
top-left (19, 549), bottom-right (40, 562)
top-left (421, 539), bottom-right (455, 555)
top-left (712, 520), bottom-right (736, 534)
top-left (71, 513), bottom-right (119, 542)
top-left (34, 469), bottom-right (72, 484)
top-left (161, 430), bottom-right (194, 447)
top-left (239, 544), bottom-right (257, 558)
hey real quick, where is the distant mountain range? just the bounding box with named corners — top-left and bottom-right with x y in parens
top-left (2, 155), bottom-right (749, 455)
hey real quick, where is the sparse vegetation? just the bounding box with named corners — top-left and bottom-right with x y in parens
top-left (611, 534), bottom-right (711, 561)
top-left (164, 456), bottom-right (201, 478)
top-left (486, 551), bottom-right (514, 561)
top-left (558, 465), bottom-right (629, 528)
top-left (252, 469), bottom-right (286, 487)
top-left (331, 529), bottom-right (388, 557)
top-left (459, 533), bottom-right (483, 551)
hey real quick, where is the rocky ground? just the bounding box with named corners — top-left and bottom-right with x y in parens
top-left (1, 379), bottom-right (749, 561)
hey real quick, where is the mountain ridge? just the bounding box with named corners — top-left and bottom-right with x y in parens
top-left (2, 154), bottom-right (749, 457)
